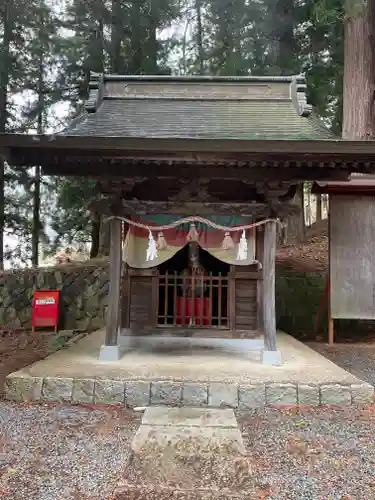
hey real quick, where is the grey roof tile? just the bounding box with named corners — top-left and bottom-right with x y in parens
top-left (61, 98), bottom-right (334, 141)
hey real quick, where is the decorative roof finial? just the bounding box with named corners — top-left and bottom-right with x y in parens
top-left (85, 72), bottom-right (104, 113)
top-left (291, 74), bottom-right (312, 117)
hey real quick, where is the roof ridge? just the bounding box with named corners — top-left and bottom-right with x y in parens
top-left (102, 95), bottom-right (293, 102)
top-left (96, 73), bottom-right (305, 83)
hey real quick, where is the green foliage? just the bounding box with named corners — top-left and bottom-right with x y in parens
top-left (49, 177), bottom-right (98, 250)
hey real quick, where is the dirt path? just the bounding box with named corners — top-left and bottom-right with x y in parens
top-left (0, 329), bottom-right (51, 398)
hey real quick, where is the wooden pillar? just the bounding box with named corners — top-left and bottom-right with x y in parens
top-left (263, 220), bottom-right (277, 352)
top-left (100, 218), bottom-right (122, 360)
top-left (256, 228), bottom-right (264, 331)
top-left (327, 206), bottom-right (334, 344)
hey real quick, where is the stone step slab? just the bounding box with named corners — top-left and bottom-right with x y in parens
top-left (129, 407), bottom-right (251, 490)
top-left (133, 407), bottom-right (245, 456)
top-left (141, 407), bottom-right (238, 428)
top-left (131, 424), bottom-right (246, 456)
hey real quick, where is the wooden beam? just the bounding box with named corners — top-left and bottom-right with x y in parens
top-left (6, 133), bottom-right (375, 158)
top-left (263, 220), bottom-right (277, 351)
top-left (89, 197), bottom-right (301, 218)
top-left (105, 218), bottom-right (122, 346)
top-left (40, 159), bottom-right (352, 182)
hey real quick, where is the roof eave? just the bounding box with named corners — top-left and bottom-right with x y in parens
top-left (0, 133), bottom-right (349, 155)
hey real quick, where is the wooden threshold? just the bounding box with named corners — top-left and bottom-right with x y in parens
top-left (121, 327), bottom-right (262, 339)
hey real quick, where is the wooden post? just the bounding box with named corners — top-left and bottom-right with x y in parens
top-left (327, 206), bottom-right (334, 344)
top-left (263, 220), bottom-right (277, 353)
top-left (256, 227), bottom-right (264, 331)
top-left (100, 218), bottom-right (122, 360)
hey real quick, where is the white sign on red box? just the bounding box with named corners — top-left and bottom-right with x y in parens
top-left (35, 298), bottom-right (55, 305)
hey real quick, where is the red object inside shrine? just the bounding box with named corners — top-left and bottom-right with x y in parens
top-left (176, 297), bottom-right (210, 325)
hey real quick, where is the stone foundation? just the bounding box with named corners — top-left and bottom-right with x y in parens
top-left (5, 375), bottom-right (374, 407)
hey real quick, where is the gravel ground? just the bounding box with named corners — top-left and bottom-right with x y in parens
top-left (0, 402), bottom-right (140, 500)
top-left (115, 406), bottom-right (375, 500)
top-left (309, 342), bottom-right (375, 386)
top-left (2, 402), bottom-right (375, 499)
top-left (238, 406), bottom-right (375, 500)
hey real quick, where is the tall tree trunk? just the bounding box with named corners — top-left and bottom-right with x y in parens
top-left (32, 168), bottom-right (41, 266)
top-left (343, 0), bottom-right (375, 139)
top-left (147, 0), bottom-right (158, 73)
top-left (275, 0), bottom-right (296, 74)
top-left (271, 0), bottom-right (305, 243)
top-left (316, 193), bottom-right (322, 222)
top-left (90, 212), bottom-right (100, 258)
top-left (110, 0), bottom-right (123, 73)
top-left (216, 1), bottom-right (233, 75)
top-left (0, 4), bottom-right (12, 270)
top-left (282, 184), bottom-right (306, 244)
top-left (196, 0), bottom-right (204, 74)
top-left (130, 0), bottom-right (142, 74)
top-left (32, 22), bottom-right (45, 268)
top-left (98, 218), bottom-right (111, 256)
top-left (86, 2), bottom-right (106, 257)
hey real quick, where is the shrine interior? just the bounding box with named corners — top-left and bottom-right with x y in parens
top-left (157, 244), bottom-right (230, 328)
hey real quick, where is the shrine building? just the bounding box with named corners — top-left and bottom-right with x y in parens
top-left (3, 73), bottom-right (375, 365)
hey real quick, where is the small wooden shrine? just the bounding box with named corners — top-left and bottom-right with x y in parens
top-left (3, 74), bottom-right (375, 364)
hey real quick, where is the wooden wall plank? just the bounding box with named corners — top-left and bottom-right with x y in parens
top-left (234, 277), bottom-right (258, 330)
top-left (129, 275), bottom-right (157, 332)
top-left (330, 195), bottom-right (375, 319)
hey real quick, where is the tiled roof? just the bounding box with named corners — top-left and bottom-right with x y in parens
top-left (60, 74), bottom-right (336, 141)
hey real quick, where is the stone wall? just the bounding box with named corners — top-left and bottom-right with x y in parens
top-left (276, 267), bottom-right (327, 338)
top-left (0, 260), bottom-right (109, 331)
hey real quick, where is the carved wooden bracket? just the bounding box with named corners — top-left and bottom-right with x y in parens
top-left (169, 178), bottom-right (216, 202)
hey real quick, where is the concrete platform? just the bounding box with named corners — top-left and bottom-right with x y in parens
top-left (4, 329), bottom-right (374, 407)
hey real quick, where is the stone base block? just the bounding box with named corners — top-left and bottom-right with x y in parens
top-left (72, 378), bottom-right (95, 404)
top-left (320, 384), bottom-right (352, 405)
top-left (94, 379), bottom-right (125, 405)
top-left (99, 344), bottom-right (121, 361)
top-left (5, 375), bottom-right (43, 402)
top-left (266, 383), bottom-right (297, 405)
top-left (182, 383), bottom-right (208, 406)
top-left (151, 381), bottom-right (182, 406)
top-left (126, 381), bottom-right (151, 407)
top-left (238, 384), bottom-right (266, 409)
top-left (351, 383), bottom-right (374, 404)
top-left (42, 377), bottom-right (73, 402)
top-left (208, 383), bottom-right (238, 408)
top-left (261, 349), bottom-right (282, 366)
top-left (297, 384), bottom-right (320, 405)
